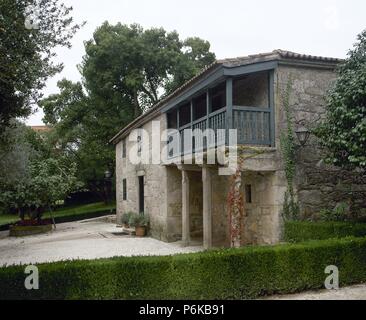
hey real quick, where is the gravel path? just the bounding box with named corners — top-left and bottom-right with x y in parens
top-left (261, 284), bottom-right (366, 300)
top-left (0, 217), bottom-right (203, 266)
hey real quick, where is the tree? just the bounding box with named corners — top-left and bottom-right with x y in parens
top-left (0, 121), bottom-right (81, 219)
top-left (40, 23), bottom-right (216, 195)
top-left (80, 22), bottom-right (216, 116)
top-left (40, 79), bottom-right (113, 200)
top-left (316, 29), bottom-right (366, 170)
top-left (0, 0), bottom-right (82, 131)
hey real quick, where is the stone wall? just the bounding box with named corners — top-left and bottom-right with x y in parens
top-left (115, 113), bottom-right (169, 241)
top-left (275, 66), bottom-right (366, 219)
top-left (209, 167), bottom-right (282, 247)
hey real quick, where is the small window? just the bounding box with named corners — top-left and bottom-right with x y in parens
top-left (122, 179), bottom-right (127, 201)
top-left (122, 140), bottom-right (126, 158)
top-left (245, 184), bottom-right (252, 203)
top-left (137, 129), bottom-right (142, 156)
top-left (193, 93), bottom-right (207, 120)
top-left (178, 102), bottom-right (191, 127)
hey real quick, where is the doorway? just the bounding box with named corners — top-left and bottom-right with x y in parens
top-left (138, 176), bottom-right (144, 214)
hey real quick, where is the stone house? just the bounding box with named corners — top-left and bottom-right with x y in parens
top-left (110, 50), bottom-right (366, 249)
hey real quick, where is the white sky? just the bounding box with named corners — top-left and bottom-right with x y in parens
top-left (26, 0), bottom-right (366, 125)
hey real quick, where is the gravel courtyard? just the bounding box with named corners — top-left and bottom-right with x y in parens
top-left (0, 217), bottom-right (203, 266)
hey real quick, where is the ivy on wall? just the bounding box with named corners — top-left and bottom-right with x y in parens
top-left (226, 146), bottom-right (265, 247)
top-left (280, 77), bottom-right (299, 220)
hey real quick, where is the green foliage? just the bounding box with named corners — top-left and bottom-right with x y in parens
top-left (315, 29), bottom-right (366, 170)
top-left (121, 211), bottom-right (133, 225)
top-left (0, 121), bottom-right (81, 216)
top-left (1, 237), bottom-right (366, 299)
top-left (0, 0), bottom-right (82, 130)
top-left (128, 212), bottom-right (150, 227)
top-left (319, 202), bottom-right (349, 222)
top-left (280, 77), bottom-right (299, 220)
top-left (40, 23), bottom-right (215, 195)
top-left (284, 221), bottom-right (366, 242)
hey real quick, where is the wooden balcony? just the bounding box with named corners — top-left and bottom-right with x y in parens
top-left (166, 71), bottom-right (275, 158)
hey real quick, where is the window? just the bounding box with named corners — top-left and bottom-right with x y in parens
top-left (210, 82), bottom-right (226, 112)
top-left (245, 184), bottom-right (252, 203)
top-left (192, 93), bottom-right (207, 120)
top-left (137, 129), bottom-right (142, 157)
top-left (167, 110), bottom-right (177, 129)
top-left (122, 179), bottom-right (127, 201)
top-left (122, 139), bottom-right (126, 158)
top-left (178, 102), bottom-right (191, 127)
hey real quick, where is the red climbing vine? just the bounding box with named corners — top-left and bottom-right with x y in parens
top-left (226, 146), bottom-right (266, 247)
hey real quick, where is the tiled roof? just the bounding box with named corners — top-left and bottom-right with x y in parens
top-left (218, 49), bottom-right (342, 67)
top-left (110, 50), bottom-right (342, 144)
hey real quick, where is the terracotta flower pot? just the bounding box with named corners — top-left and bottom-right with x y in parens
top-left (135, 226), bottom-right (147, 237)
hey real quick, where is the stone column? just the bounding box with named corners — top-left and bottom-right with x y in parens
top-left (182, 170), bottom-right (190, 246)
top-left (202, 166), bottom-right (212, 249)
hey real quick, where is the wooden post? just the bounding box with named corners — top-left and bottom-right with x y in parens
top-left (182, 170), bottom-right (190, 246)
top-left (226, 78), bottom-right (233, 145)
top-left (202, 166), bottom-right (212, 249)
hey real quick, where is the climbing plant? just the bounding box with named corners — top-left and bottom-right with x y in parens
top-left (226, 146), bottom-right (265, 247)
top-left (280, 77), bottom-right (299, 220)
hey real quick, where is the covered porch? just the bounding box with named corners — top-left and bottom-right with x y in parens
top-left (166, 161), bottom-right (283, 249)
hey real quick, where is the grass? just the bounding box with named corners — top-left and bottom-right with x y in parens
top-left (0, 202), bottom-right (116, 227)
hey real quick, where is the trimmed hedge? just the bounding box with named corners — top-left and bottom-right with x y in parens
top-left (1, 236), bottom-right (366, 300)
top-left (285, 221), bottom-right (366, 243)
top-left (0, 209), bottom-right (115, 231)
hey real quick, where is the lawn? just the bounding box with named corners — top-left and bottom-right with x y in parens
top-left (0, 202), bottom-right (116, 227)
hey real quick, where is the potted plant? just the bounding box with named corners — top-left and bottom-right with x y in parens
top-left (121, 211), bottom-right (133, 228)
top-left (129, 213), bottom-right (149, 237)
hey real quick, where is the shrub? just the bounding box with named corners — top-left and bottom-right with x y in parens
top-left (128, 212), bottom-right (149, 227)
top-left (285, 221), bottom-right (366, 242)
top-left (1, 237), bottom-right (366, 299)
top-left (121, 211), bottom-right (133, 226)
top-left (319, 202), bottom-right (350, 222)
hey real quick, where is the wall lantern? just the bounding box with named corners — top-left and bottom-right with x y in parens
top-left (295, 126), bottom-right (310, 147)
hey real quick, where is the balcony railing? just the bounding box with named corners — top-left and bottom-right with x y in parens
top-left (233, 106), bottom-right (271, 145)
top-left (166, 74), bottom-right (275, 158)
top-left (167, 105), bottom-right (272, 158)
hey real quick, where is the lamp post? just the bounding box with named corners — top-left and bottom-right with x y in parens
top-left (295, 126), bottom-right (310, 147)
top-left (104, 169), bottom-right (112, 204)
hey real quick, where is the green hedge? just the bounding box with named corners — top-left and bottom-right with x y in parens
top-left (1, 236), bottom-right (366, 300)
top-left (285, 221), bottom-right (366, 242)
top-left (0, 209), bottom-right (115, 231)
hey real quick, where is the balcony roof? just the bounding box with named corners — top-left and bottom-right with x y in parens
top-left (110, 50), bottom-right (342, 144)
